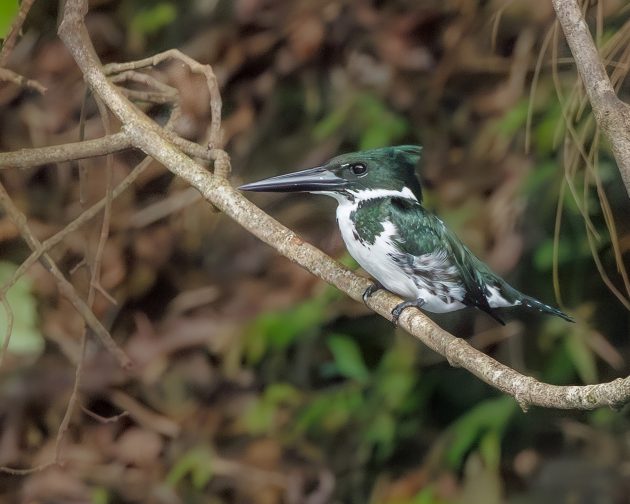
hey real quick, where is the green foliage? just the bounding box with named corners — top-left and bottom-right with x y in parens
top-left (533, 239), bottom-right (573, 271)
top-left (327, 333), bottom-right (370, 383)
top-left (295, 386), bottom-right (364, 433)
top-left (533, 102), bottom-right (564, 156)
top-left (243, 290), bottom-right (335, 364)
top-left (445, 396), bottom-right (515, 469)
top-left (494, 99), bottom-right (529, 138)
top-left (244, 303), bottom-right (420, 461)
top-left (130, 2), bottom-right (177, 37)
top-left (0, 261), bottom-right (43, 357)
top-left (522, 161), bottom-right (559, 197)
top-left (411, 487), bottom-right (450, 504)
top-left (244, 383), bottom-right (302, 434)
top-left (314, 93), bottom-right (409, 149)
top-left (91, 488), bottom-right (109, 504)
top-left (167, 447), bottom-right (214, 490)
top-left (564, 329), bottom-right (598, 384)
top-left (478, 431), bottom-right (501, 472)
top-left (0, 0), bottom-right (18, 40)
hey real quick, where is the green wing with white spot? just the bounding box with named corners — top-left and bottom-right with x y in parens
top-left (386, 198), bottom-right (511, 324)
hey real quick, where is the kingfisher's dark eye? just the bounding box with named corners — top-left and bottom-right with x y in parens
top-left (351, 163), bottom-right (367, 175)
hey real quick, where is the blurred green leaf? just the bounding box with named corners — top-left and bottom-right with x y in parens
top-left (296, 387), bottom-right (362, 433)
top-left (167, 447), bottom-right (214, 489)
top-left (375, 337), bottom-right (417, 409)
top-left (130, 2), bottom-right (177, 37)
top-left (327, 333), bottom-right (370, 383)
top-left (540, 339), bottom-right (579, 384)
top-left (313, 103), bottom-right (352, 139)
top-left (243, 383), bottom-right (301, 435)
top-left (587, 407), bottom-right (617, 428)
top-left (412, 486), bottom-right (449, 504)
top-left (564, 331), bottom-right (597, 384)
top-left (313, 92), bottom-right (409, 149)
top-left (446, 396), bottom-right (515, 468)
top-left (365, 411), bottom-right (396, 458)
top-left (265, 382), bottom-right (302, 404)
top-left (523, 161), bottom-right (558, 196)
top-left (91, 488), bottom-right (109, 504)
top-left (0, 261), bottom-right (43, 357)
top-left (534, 102), bottom-right (563, 155)
top-left (244, 295), bottom-right (329, 364)
top-left (0, 0), bottom-right (18, 40)
top-left (478, 431), bottom-right (501, 472)
top-left (533, 239), bottom-right (572, 270)
top-left (494, 99), bottom-right (529, 138)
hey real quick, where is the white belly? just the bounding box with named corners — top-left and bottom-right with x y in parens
top-left (336, 203), bottom-right (465, 313)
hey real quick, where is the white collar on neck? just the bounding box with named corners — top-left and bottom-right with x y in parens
top-left (317, 186), bottom-right (419, 205)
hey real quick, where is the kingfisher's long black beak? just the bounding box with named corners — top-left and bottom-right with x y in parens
top-left (239, 166), bottom-right (347, 193)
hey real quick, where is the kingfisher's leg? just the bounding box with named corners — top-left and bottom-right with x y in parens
top-left (391, 298), bottom-right (426, 326)
top-left (362, 281), bottom-right (384, 305)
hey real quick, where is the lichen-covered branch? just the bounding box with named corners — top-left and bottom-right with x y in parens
top-left (552, 0), bottom-right (630, 197)
top-left (56, 0), bottom-right (630, 410)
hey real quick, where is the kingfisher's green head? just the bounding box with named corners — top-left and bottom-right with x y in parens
top-left (239, 145), bottom-right (423, 202)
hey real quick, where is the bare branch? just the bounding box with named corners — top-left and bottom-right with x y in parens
top-left (0, 132), bottom-right (132, 168)
top-left (552, 0), bottom-right (630, 196)
top-left (0, 183), bottom-right (131, 369)
top-left (55, 0), bottom-right (630, 411)
top-left (104, 49), bottom-right (223, 148)
top-left (0, 67), bottom-right (46, 94)
top-left (0, 0), bottom-right (47, 94)
top-left (0, 157), bottom-right (152, 300)
top-left (55, 95), bottom-right (117, 465)
top-left (81, 405), bottom-right (129, 423)
top-left (0, 0), bottom-right (37, 66)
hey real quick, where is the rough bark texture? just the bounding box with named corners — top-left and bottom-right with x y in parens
top-left (552, 0), bottom-right (630, 196)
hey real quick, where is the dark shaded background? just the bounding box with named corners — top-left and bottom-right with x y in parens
top-left (1, 0), bottom-right (630, 502)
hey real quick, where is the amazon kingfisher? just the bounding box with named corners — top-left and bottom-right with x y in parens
top-left (239, 145), bottom-right (574, 326)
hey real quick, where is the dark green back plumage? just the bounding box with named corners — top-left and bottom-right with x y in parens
top-left (355, 196), bottom-right (573, 323)
top-left (384, 197), bottom-right (511, 323)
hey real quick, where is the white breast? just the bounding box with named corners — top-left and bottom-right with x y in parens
top-left (336, 200), bottom-right (466, 313)
top-left (336, 202), bottom-right (416, 300)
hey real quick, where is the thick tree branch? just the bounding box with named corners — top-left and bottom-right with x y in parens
top-left (56, 0), bottom-right (630, 410)
top-left (552, 0), bottom-right (630, 196)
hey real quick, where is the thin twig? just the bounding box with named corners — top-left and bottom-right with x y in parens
top-left (0, 183), bottom-right (131, 369)
top-left (0, 132), bottom-right (132, 168)
top-left (55, 96), bottom-right (117, 464)
top-left (81, 405), bottom-right (129, 423)
top-left (0, 0), bottom-right (46, 95)
top-left (0, 104), bottom-right (184, 308)
top-left (0, 158), bottom-right (152, 301)
top-left (0, 293), bottom-right (14, 369)
top-left (0, 0), bottom-right (37, 65)
top-left (0, 67), bottom-right (46, 94)
top-left (0, 461), bottom-right (54, 476)
top-left (104, 49), bottom-right (222, 148)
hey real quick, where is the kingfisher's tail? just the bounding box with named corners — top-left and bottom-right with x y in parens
top-left (521, 295), bottom-right (575, 323)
